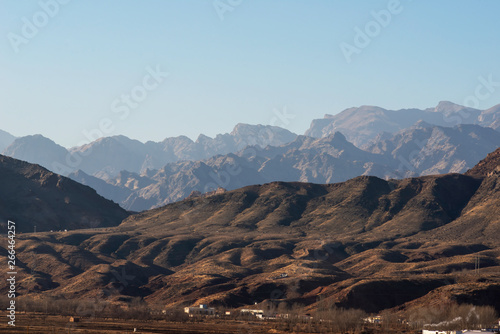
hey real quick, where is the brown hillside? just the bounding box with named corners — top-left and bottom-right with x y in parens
top-left (1, 149), bottom-right (500, 313)
top-left (0, 155), bottom-right (129, 232)
top-left (465, 147), bottom-right (500, 177)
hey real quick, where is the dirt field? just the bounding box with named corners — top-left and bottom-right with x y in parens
top-left (0, 311), bottom-right (426, 333)
top-left (0, 312), bottom-right (286, 334)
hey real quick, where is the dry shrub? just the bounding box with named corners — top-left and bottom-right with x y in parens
top-left (315, 307), bottom-right (367, 333)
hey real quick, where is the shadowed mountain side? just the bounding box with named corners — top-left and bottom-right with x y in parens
top-left (415, 148), bottom-right (500, 244)
top-left (0, 129), bottom-right (16, 152)
top-left (0, 155), bottom-right (129, 232)
top-left (70, 169), bottom-right (134, 205)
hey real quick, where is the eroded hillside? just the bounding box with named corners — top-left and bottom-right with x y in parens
top-left (3, 150), bottom-right (499, 313)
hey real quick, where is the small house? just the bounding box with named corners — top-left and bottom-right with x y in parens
top-left (364, 316), bottom-right (382, 324)
top-left (184, 304), bottom-right (215, 316)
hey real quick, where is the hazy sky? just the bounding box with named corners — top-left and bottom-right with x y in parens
top-left (1, 0), bottom-right (500, 148)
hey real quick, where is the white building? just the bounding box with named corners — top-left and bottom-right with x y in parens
top-left (184, 304), bottom-right (215, 316)
top-left (364, 316), bottom-right (382, 324)
top-left (241, 309), bottom-right (264, 315)
top-left (423, 330), bottom-right (497, 334)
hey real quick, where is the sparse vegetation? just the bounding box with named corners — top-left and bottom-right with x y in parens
top-left (406, 303), bottom-right (498, 331)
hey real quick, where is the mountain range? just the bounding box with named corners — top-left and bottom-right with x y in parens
top-left (1, 147), bottom-right (499, 314)
top-left (306, 101), bottom-right (500, 147)
top-left (2, 101), bottom-right (499, 212)
top-left (69, 123), bottom-right (500, 211)
top-left (2, 124), bottom-right (297, 179)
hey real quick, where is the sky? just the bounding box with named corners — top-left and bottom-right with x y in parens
top-left (1, 0), bottom-right (500, 148)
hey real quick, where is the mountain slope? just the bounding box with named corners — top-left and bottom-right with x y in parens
top-left (479, 104), bottom-right (500, 130)
top-left (3, 149), bottom-right (500, 314)
top-left (0, 155), bottom-right (129, 233)
top-left (68, 169), bottom-right (134, 206)
top-left (465, 147), bottom-right (500, 177)
top-left (69, 135), bottom-right (150, 179)
top-left (0, 129), bottom-right (16, 152)
top-left (2, 134), bottom-right (69, 174)
top-left (365, 123), bottom-right (500, 177)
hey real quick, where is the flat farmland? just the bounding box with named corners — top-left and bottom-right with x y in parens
top-left (0, 312), bottom-right (423, 334)
top-left (0, 313), bottom-right (276, 334)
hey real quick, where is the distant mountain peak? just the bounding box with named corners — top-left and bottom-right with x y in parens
top-left (436, 100), bottom-right (460, 107)
top-left (411, 120), bottom-right (434, 129)
top-left (21, 133), bottom-right (55, 142)
top-left (357, 105), bottom-right (385, 111)
top-left (330, 131), bottom-right (348, 142)
top-left (70, 169), bottom-right (89, 177)
top-left (231, 123), bottom-right (251, 134)
top-left (231, 123), bottom-right (266, 135)
top-left (195, 134), bottom-right (212, 143)
top-left (434, 101), bottom-right (469, 114)
top-left (3, 134), bottom-right (69, 174)
top-left (306, 101), bottom-right (497, 146)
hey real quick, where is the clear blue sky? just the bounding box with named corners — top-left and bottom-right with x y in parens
top-left (1, 0), bottom-right (500, 148)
